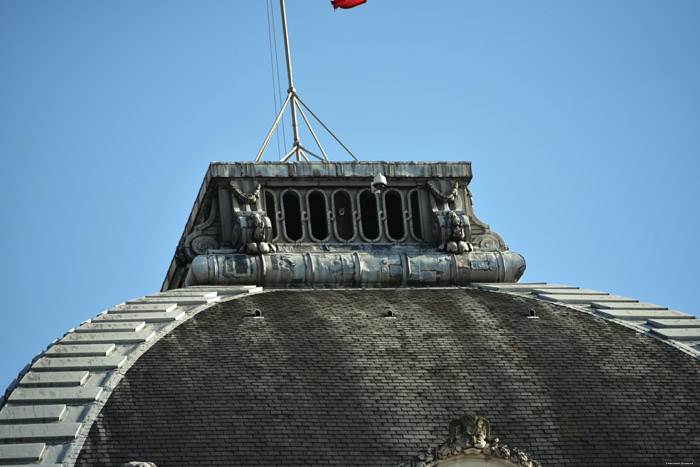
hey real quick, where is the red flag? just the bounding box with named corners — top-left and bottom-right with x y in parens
top-left (331, 0), bottom-right (366, 10)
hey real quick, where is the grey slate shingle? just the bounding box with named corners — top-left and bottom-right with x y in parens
top-left (75, 289), bottom-right (700, 466)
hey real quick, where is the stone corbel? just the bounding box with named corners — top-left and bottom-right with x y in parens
top-left (432, 210), bottom-right (473, 254)
top-left (232, 211), bottom-right (276, 255)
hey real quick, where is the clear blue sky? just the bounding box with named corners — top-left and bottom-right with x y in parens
top-left (1, 1), bottom-right (699, 389)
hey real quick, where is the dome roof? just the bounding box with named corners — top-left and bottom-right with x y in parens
top-left (2, 285), bottom-right (699, 465)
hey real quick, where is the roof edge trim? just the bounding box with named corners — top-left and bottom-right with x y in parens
top-left (471, 282), bottom-right (700, 361)
top-left (0, 286), bottom-right (263, 466)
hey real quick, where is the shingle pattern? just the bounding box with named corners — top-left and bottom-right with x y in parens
top-left (0, 287), bottom-right (258, 466)
top-left (75, 289), bottom-right (700, 466)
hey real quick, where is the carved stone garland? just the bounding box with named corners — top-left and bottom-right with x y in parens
top-left (427, 181), bottom-right (459, 204)
top-left (401, 414), bottom-right (541, 467)
top-left (230, 181), bottom-right (261, 205)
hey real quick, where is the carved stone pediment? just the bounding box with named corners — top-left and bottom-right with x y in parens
top-left (401, 415), bottom-right (541, 467)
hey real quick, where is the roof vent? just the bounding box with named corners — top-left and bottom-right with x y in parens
top-left (254, 309), bottom-right (263, 318)
top-left (528, 309), bottom-right (538, 319)
top-left (386, 310), bottom-right (395, 318)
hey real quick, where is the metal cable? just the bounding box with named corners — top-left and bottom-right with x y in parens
top-left (269, 0), bottom-right (287, 155)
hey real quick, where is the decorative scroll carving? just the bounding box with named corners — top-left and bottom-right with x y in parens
top-left (401, 414), bottom-right (541, 467)
top-left (230, 181), bottom-right (261, 205)
top-left (462, 186), bottom-right (509, 252)
top-left (473, 232), bottom-right (508, 251)
top-left (433, 210), bottom-right (472, 254)
top-left (180, 198), bottom-right (221, 263)
top-left (232, 211), bottom-right (276, 255)
top-left (191, 236), bottom-right (219, 255)
top-left (428, 181), bottom-right (459, 204)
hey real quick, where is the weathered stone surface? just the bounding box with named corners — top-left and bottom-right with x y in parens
top-left (539, 294), bottom-right (636, 304)
top-left (110, 303), bottom-right (177, 313)
top-left (32, 355), bottom-right (127, 371)
top-left (650, 328), bottom-right (700, 341)
top-left (402, 414), bottom-right (541, 467)
top-left (20, 371), bottom-right (89, 388)
top-left (0, 443), bottom-right (46, 463)
top-left (75, 322), bottom-right (146, 333)
top-left (45, 344), bottom-right (116, 357)
top-left (0, 404), bottom-right (66, 424)
top-left (474, 283), bottom-right (563, 292)
top-left (180, 285), bottom-right (262, 295)
top-left (647, 318), bottom-right (700, 328)
top-left (0, 422), bottom-right (81, 441)
top-left (94, 311), bottom-right (186, 323)
top-left (9, 387), bottom-right (102, 403)
top-left (531, 288), bottom-right (607, 296)
top-left (156, 291), bottom-right (218, 298)
top-left (591, 301), bottom-right (667, 310)
top-left (126, 297), bottom-right (219, 306)
top-left (186, 251), bottom-right (526, 287)
top-left (161, 162), bottom-right (524, 290)
top-left (596, 309), bottom-right (693, 320)
top-left (61, 330), bottom-right (156, 344)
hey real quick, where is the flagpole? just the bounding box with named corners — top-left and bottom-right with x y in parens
top-left (255, 0), bottom-right (358, 163)
top-left (279, 0), bottom-right (301, 161)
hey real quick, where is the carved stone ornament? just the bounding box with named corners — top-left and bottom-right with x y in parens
top-left (232, 211), bottom-right (276, 255)
top-left (185, 249), bottom-right (526, 287)
top-left (433, 210), bottom-right (472, 254)
top-left (400, 415), bottom-right (541, 467)
top-left (230, 181), bottom-right (261, 204)
top-left (473, 232), bottom-right (508, 250)
top-left (427, 181), bottom-right (459, 204)
top-left (179, 198), bottom-right (221, 264)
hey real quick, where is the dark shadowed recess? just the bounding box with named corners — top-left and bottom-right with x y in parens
top-left (75, 289), bottom-right (700, 467)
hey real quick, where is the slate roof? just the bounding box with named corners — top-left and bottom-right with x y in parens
top-left (0, 287), bottom-right (261, 466)
top-left (61, 288), bottom-right (699, 467)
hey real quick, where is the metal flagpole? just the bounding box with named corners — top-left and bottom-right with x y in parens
top-left (254, 0), bottom-right (358, 163)
top-left (279, 0), bottom-right (301, 161)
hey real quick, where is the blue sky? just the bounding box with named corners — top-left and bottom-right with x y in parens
top-left (1, 1), bottom-right (699, 389)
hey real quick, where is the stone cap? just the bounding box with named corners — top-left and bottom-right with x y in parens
top-left (207, 161), bottom-right (472, 180)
